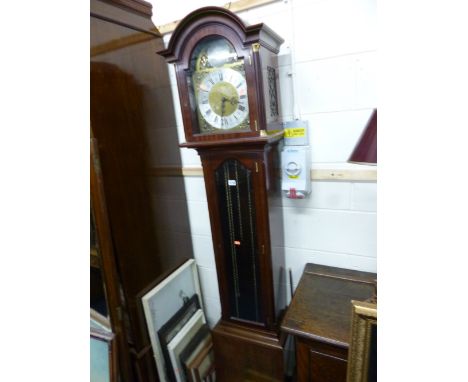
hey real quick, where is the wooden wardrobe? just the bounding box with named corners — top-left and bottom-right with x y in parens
top-left (91, 1), bottom-right (192, 380)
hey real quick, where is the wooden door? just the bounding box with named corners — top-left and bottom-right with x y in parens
top-left (91, 138), bottom-right (133, 381)
top-left (91, 1), bottom-right (192, 379)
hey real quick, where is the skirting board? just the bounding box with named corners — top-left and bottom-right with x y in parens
top-left (148, 166), bottom-right (377, 181)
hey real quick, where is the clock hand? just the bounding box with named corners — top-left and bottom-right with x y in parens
top-left (221, 96), bottom-right (228, 116)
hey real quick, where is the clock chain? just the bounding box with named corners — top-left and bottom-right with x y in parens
top-left (246, 168), bottom-right (260, 322)
top-left (224, 162), bottom-right (241, 316)
top-left (234, 161), bottom-right (244, 241)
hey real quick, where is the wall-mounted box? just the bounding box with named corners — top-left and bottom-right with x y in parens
top-left (283, 120), bottom-right (309, 146)
top-left (281, 146), bottom-right (311, 198)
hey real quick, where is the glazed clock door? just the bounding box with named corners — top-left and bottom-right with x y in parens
top-left (205, 155), bottom-right (271, 327)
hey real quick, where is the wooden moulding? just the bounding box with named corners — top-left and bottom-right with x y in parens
top-left (147, 165), bottom-right (377, 181)
top-left (179, 130), bottom-right (284, 149)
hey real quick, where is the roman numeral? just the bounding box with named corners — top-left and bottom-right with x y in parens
top-left (238, 105), bottom-right (245, 112)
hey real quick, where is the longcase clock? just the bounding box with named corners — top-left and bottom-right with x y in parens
top-left (159, 7), bottom-right (286, 381)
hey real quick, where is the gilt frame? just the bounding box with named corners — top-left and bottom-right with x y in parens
top-left (346, 300), bottom-right (377, 382)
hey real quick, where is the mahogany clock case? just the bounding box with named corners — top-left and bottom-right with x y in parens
top-left (158, 7), bottom-right (288, 381)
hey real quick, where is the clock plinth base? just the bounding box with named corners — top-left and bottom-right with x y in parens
top-left (212, 320), bottom-right (285, 382)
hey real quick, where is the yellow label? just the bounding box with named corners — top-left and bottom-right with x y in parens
top-left (288, 175), bottom-right (299, 179)
top-left (284, 127), bottom-right (306, 138)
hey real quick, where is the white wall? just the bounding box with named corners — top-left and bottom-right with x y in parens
top-left (148, 0), bottom-right (377, 327)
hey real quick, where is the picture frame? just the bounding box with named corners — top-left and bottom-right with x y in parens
top-left (179, 324), bottom-right (211, 379)
top-left (141, 259), bottom-right (204, 382)
top-left (167, 309), bottom-right (206, 382)
top-left (158, 294), bottom-right (201, 381)
top-left (346, 300), bottom-right (377, 382)
top-left (186, 341), bottom-right (215, 382)
top-left (159, 294), bottom-right (201, 347)
top-left (90, 310), bottom-right (117, 382)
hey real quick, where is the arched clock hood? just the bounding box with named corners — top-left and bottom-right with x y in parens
top-left (158, 6), bottom-right (284, 64)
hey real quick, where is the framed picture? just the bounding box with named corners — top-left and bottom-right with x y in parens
top-left (90, 310), bottom-right (117, 382)
top-left (141, 259), bottom-right (204, 382)
top-left (185, 341), bottom-right (215, 382)
top-left (158, 294), bottom-right (201, 381)
top-left (167, 309), bottom-right (206, 382)
top-left (346, 300), bottom-right (377, 382)
top-left (179, 324), bottom-right (211, 380)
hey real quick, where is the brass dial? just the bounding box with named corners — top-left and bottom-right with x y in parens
top-left (189, 37), bottom-right (250, 133)
top-left (198, 68), bottom-right (249, 129)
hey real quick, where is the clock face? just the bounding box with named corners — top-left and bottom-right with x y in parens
top-left (197, 68), bottom-right (249, 129)
top-left (188, 37), bottom-right (250, 134)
